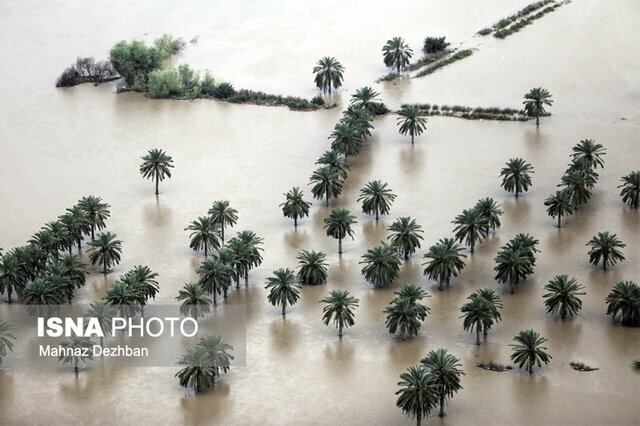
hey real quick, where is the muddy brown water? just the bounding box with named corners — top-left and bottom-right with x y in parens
top-left (0, 0), bottom-right (638, 424)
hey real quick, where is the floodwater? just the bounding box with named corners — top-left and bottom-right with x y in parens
top-left (0, 0), bottom-right (639, 424)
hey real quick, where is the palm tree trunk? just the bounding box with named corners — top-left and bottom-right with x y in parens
top-left (483, 323), bottom-right (488, 336)
top-left (375, 208), bottom-right (379, 221)
top-left (77, 239), bottom-right (82, 251)
top-left (325, 192), bottom-right (329, 206)
top-left (338, 323), bottom-right (343, 337)
top-left (536, 114), bottom-right (540, 126)
top-left (470, 238), bottom-right (475, 253)
top-left (438, 279), bottom-right (444, 291)
top-left (74, 358), bottom-right (79, 374)
top-left (7, 289), bottom-right (12, 304)
top-left (603, 258), bottom-right (607, 270)
top-left (91, 225), bottom-right (95, 240)
top-left (155, 176), bottom-right (159, 195)
top-left (516, 188), bottom-right (520, 198)
top-left (411, 134), bottom-right (414, 144)
top-left (416, 410), bottom-right (421, 426)
top-left (557, 215), bottom-right (561, 228)
top-left (213, 290), bottom-right (217, 306)
top-left (529, 364), bottom-right (533, 374)
top-left (68, 246), bottom-right (72, 255)
top-left (338, 238), bottom-right (343, 254)
top-left (100, 336), bottom-right (104, 348)
top-left (204, 245), bottom-right (208, 257)
top-left (236, 276), bottom-right (240, 289)
top-left (103, 259), bottom-right (107, 274)
top-left (510, 279), bottom-right (515, 294)
top-left (282, 301), bottom-right (286, 316)
top-left (221, 226), bottom-right (225, 244)
top-left (294, 217), bottom-right (297, 227)
top-left (476, 328), bottom-right (480, 345)
top-left (439, 393), bottom-right (445, 416)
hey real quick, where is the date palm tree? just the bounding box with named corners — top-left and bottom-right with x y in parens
top-left (494, 246), bottom-right (534, 294)
top-left (565, 157), bottom-right (599, 189)
top-left (84, 301), bottom-right (117, 347)
top-left (140, 148), bottom-right (174, 194)
top-left (470, 289), bottom-right (503, 335)
top-left (321, 289), bottom-right (359, 337)
top-left (393, 283), bottom-right (431, 310)
top-left (208, 200), bottom-right (238, 243)
top-left (185, 216), bottom-right (221, 257)
top-left (88, 231), bottom-right (122, 274)
top-left (422, 238), bottom-right (467, 290)
top-left (396, 364), bottom-right (438, 426)
top-left (310, 166), bottom-right (343, 206)
top-left (11, 245), bottom-right (47, 282)
top-left (0, 320), bottom-right (16, 366)
top-left (0, 254), bottom-right (27, 303)
top-left (236, 230), bottom-right (264, 282)
top-left (342, 104), bottom-right (374, 139)
top-left (358, 180), bottom-right (396, 220)
top-left (226, 237), bottom-right (253, 289)
top-left (196, 334), bottom-right (234, 383)
top-left (384, 297), bottom-right (424, 340)
top-left (23, 277), bottom-right (65, 316)
top-left (213, 247), bottom-right (238, 297)
top-left (104, 279), bottom-right (141, 317)
top-left (360, 241), bottom-right (401, 287)
top-left (544, 190), bottom-right (574, 227)
top-left (388, 217), bottom-right (424, 260)
top-left (500, 158), bottom-right (534, 197)
top-left (197, 257), bottom-right (232, 305)
top-left (474, 198), bottom-right (503, 230)
top-left (383, 37), bottom-right (413, 74)
top-left (313, 56), bottom-right (344, 93)
top-left (324, 208), bottom-right (356, 254)
top-left (421, 349), bottom-right (464, 417)
top-left (28, 229), bottom-right (59, 260)
top-left (560, 169), bottom-right (592, 208)
top-left (59, 207), bottom-right (91, 251)
top-left (45, 221), bottom-right (74, 255)
top-left (296, 250), bottom-right (328, 285)
top-left (176, 282), bottom-right (212, 320)
top-left (618, 170), bottom-right (640, 209)
top-left (265, 268), bottom-right (301, 315)
top-left (77, 195), bottom-right (111, 240)
top-left (452, 208), bottom-right (489, 253)
top-left (509, 329), bottom-right (552, 373)
top-left (586, 231), bottom-right (625, 270)
top-left (571, 139), bottom-right (605, 169)
top-left (176, 346), bottom-right (215, 392)
top-left (126, 265), bottom-right (159, 310)
top-left (523, 87), bottom-right (553, 125)
top-left (397, 104), bottom-right (427, 144)
top-left (605, 281), bottom-right (640, 327)
top-left (460, 296), bottom-right (494, 345)
top-left (350, 86), bottom-right (381, 114)
top-left (329, 122), bottom-right (363, 158)
top-left (46, 262), bottom-right (75, 304)
top-left (280, 187), bottom-right (311, 227)
top-left (543, 275), bottom-right (585, 319)
top-left (316, 150), bottom-right (350, 179)
top-left (58, 335), bottom-right (94, 374)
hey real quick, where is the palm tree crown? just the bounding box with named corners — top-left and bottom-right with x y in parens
top-left (452, 208), bottom-right (489, 253)
top-left (397, 105), bottom-right (427, 144)
top-left (358, 180), bottom-right (397, 220)
top-left (509, 329), bottom-right (552, 373)
top-left (316, 150), bottom-right (350, 180)
top-left (360, 241), bottom-right (401, 287)
top-left (310, 166), bottom-right (343, 206)
top-left (280, 187), bottom-right (311, 227)
top-left (500, 158), bottom-right (534, 197)
top-left (544, 190), bottom-right (574, 227)
top-left (474, 198), bottom-right (503, 230)
top-left (586, 231), bottom-right (625, 270)
top-left (605, 281), bottom-right (640, 327)
top-left (422, 238), bottom-right (467, 290)
top-left (140, 148), bottom-right (174, 194)
top-left (329, 121), bottom-right (363, 158)
top-left (185, 216), bottom-right (221, 257)
top-left (0, 254), bottom-right (27, 303)
top-left (388, 216), bottom-right (424, 260)
top-left (383, 37), bottom-right (413, 73)
top-left (523, 87), bottom-right (553, 125)
top-left (175, 346), bottom-right (216, 392)
top-left (197, 257), bottom-right (232, 305)
top-left (77, 195), bottom-right (111, 240)
top-left (320, 289), bottom-right (359, 337)
top-left (396, 365), bottom-right (437, 426)
top-left (460, 296), bottom-right (494, 345)
top-left (208, 200), bottom-right (238, 243)
top-left (350, 86), bottom-right (382, 114)
top-left (296, 250), bottom-right (328, 285)
top-left (313, 56), bottom-right (344, 93)
top-left (571, 139), bottom-right (605, 169)
top-left (618, 170), bottom-right (640, 209)
top-left (176, 282), bottom-right (212, 320)
top-left (265, 268), bottom-right (301, 315)
top-left (543, 275), bottom-right (585, 319)
top-left (88, 231), bottom-right (122, 274)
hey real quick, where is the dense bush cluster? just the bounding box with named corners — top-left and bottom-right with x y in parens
top-left (402, 103), bottom-right (528, 121)
top-left (423, 36), bottom-right (449, 54)
top-left (55, 57), bottom-right (117, 87)
top-left (415, 49), bottom-right (473, 77)
top-left (477, 0), bottom-right (556, 36)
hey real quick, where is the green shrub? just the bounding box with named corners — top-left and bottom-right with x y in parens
top-left (311, 95), bottom-right (325, 106)
top-left (147, 68), bottom-right (183, 98)
top-left (200, 71), bottom-right (216, 96)
top-left (153, 34), bottom-right (186, 59)
top-left (213, 82), bottom-right (236, 99)
top-left (178, 64), bottom-right (200, 93)
top-left (423, 36), bottom-right (450, 53)
top-left (109, 40), bottom-right (163, 87)
top-left (370, 102), bottom-right (390, 115)
top-left (477, 28), bottom-right (492, 36)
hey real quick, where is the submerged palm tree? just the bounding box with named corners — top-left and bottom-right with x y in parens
top-left (422, 238), bottom-right (467, 290)
top-left (29, 229), bottom-right (59, 260)
top-left (265, 268), bottom-right (301, 315)
top-left (77, 195), bottom-right (111, 240)
top-left (324, 208), bottom-right (357, 254)
top-left (208, 200), bottom-right (238, 243)
top-left (296, 250), bottom-right (328, 285)
top-left (474, 198), bottom-right (503, 230)
top-left (384, 297), bottom-right (424, 340)
top-left (126, 265), bottom-right (159, 309)
top-left (280, 187), bottom-right (311, 227)
top-left (197, 257), bottom-right (232, 305)
top-left (176, 282), bottom-right (212, 320)
top-left (313, 57), bottom-right (344, 93)
top-left (544, 190), bottom-right (574, 227)
top-left (59, 209), bottom-right (90, 252)
top-left (58, 335), bottom-right (94, 374)
top-left (358, 180), bottom-right (396, 220)
top-left (460, 296), bottom-right (493, 345)
top-left (176, 346), bottom-right (215, 392)
top-left (329, 122), bottom-right (363, 158)
top-left (388, 217), bottom-right (424, 260)
top-left (23, 277), bottom-right (65, 316)
top-left (618, 170), bottom-right (640, 209)
top-left (605, 281), bottom-right (640, 327)
top-left (571, 139), bottom-right (606, 169)
top-left (494, 246), bottom-right (534, 294)
top-left (452, 208), bottom-right (489, 253)
top-left (0, 320), bottom-right (16, 366)
top-left (543, 275), bottom-right (585, 319)
top-left (140, 148), bottom-right (174, 194)
top-left (351, 86), bottom-right (381, 114)
top-left (0, 254), bottom-right (27, 303)
top-left (236, 230), bottom-right (264, 282)
top-left (470, 288), bottom-right (503, 335)
top-left (383, 37), bottom-right (413, 74)
top-left (586, 231), bottom-right (625, 270)
top-left (360, 242), bottom-right (401, 287)
top-left (395, 365), bottom-right (438, 426)
top-left (421, 349), bottom-right (464, 417)
top-left (88, 231), bottom-right (122, 274)
top-left (84, 301), bottom-right (116, 347)
top-left (316, 150), bottom-right (350, 180)
top-left (185, 216), bottom-right (221, 257)
top-left (321, 289), bottom-right (359, 337)
top-left (560, 169), bottom-right (592, 208)
top-left (523, 87), bottom-right (553, 125)
top-left (500, 158), bottom-right (534, 197)
top-left (196, 334), bottom-right (234, 382)
top-left (397, 105), bottom-right (427, 144)
top-left (310, 166), bottom-right (343, 206)
top-left (509, 329), bottom-right (552, 373)
top-left (104, 278), bottom-right (141, 317)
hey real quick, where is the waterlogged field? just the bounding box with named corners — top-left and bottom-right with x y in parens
top-left (0, 0), bottom-right (639, 424)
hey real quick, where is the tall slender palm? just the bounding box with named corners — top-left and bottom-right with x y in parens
top-left (388, 217), bottom-right (424, 260)
top-left (571, 139), bottom-right (606, 169)
top-left (84, 301), bottom-right (116, 347)
top-left (296, 250), bottom-right (328, 285)
top-left (474, 198), bottom-right (503, 230)
top-left (313, 56), bottom-right (344, 93)
top-left (0, 320), bottom-right (16, 366)
top-left (422, 238), bottom-right (467, 290)
top-left (324, 208), bottom-right (357, 254)
top-left (88, 231), bottom-right (122, 274)
top-left (342, 105), bottom-right (373, 139)
top-left (208, 200), bottom-right (238, 243)
top-left (58, 335), bottom-right (94, 374)
top-left (543, 275), bottom-right (585, 319)
top-left (586, 231), bottom-right (625, 270)
top-left (358, 180), bottom-right (396, 221)
top-left (127, 265), bottom-right (159, 310)
top-left (523, 87), bottom-right (553, 125)
top-left (176, 282), bottom-right (212, 320)
top-left (397, 105), bottom-right (427, 144)
top-left (452, 208), bottom-right (489, 253)
top-left (46, 262), bottom-right (75, 304)
top-left (560, 169), bottom-right (592, 208)
top-left (226, 237), bottom-right (252, 288)
top-left (509, 329), bottom-right (552, 373)
top-left (618, 170), bottom-right (640, 209)
top-left (213, 247), bottom-right (238, 297)
top-left (280, 187), bottom-right (311, 227)
top-left (470, 289), bottom-right (503, 335)
top-left (605, 281), bottom-right (640, 327)
top-left (236, 230), bottom-right (264, 282)
top-left (64, 205), bottom-right (91, 250)
top-left (310, 166), bottom-right (343, 206)
top-left (350, 86), bottom-right (381, 114)
top-left (383, 37), bottom-right (413, 74)
top-left (196, 334), bottom-right (234, 382)
top-left (23, 277), bottom-right (65, 316)
top-left (494, 246), bottom-right (533, 294)
top-left (265, 268), bottom-right (301, 315)
top-left (185, 216), bottom-right (221, 257)
top-left (544, 190), bottom-right (574, 227)
top-left (421, 349), bottom-right (464, 417)
top-left (384, 297), bottom-right (424, 340)
top-left (316, 150), bottom-right (350, 179)
top-left (77, 195), bottom-right (111, 240)
top-left (321, 289), bottom-right (359, 337)
top-left (460, 296), bottom-right (494, 345)
top-left (176, 346), bottom-right (216, 392)
top-left (197, 257), bottom-right (232, 305)
top-left (0, 254), bottom-right (27, 303)
top-left (104, 279), bottom-right (140, 317)
top-left (329, 122), bottom-right (362, 158)
top-left (140, 148), bottom-right (174, 194)
top-left (395, 365), bottom-right (438, 426)
top-left (360, 242), bottom-right (401, 288)
top-left (500, 158), bottom-right (534, 197)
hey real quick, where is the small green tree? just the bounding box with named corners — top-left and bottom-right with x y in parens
top-left (544, 190), bottom-right (574, 227)
top-left (109, 39), bottom-right (164, 87)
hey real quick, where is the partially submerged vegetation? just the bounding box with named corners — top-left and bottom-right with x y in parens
top-left (414, 49), bottom-right (473, 78)
top-left (56, 57), bottom-right (118, 87)
top-left (477, 361), bottom-right (513, 372)
top-left (569, 361), bottom-right (598, 372)
top-left (401, 103), bottom-right (530, 121)
top-left (477, 0), bottom-right (571, 39)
